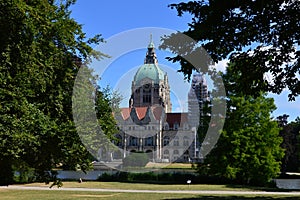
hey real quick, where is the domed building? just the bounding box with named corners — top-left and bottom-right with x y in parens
top-left (129, 40), bottom-right (172, 112)
top-left (101, 37), bottom-right (210, 164)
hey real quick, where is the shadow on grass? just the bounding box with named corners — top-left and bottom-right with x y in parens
top-left (165, 196), bottom-right (300, 200)
top-left (225, 184), bottom-right (300, 192)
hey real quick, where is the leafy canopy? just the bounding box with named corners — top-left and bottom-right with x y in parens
top-left (0, 0), bottom-right (111, 186)
top-left (163, 0), bottom-right (299, 100)
top-left (196, 62), bottom-right (284, 185)
top-left (200, 93), bottom-right (284, 185)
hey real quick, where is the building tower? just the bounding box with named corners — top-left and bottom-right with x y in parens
top-left (187, 73), bottom-right (210, 159)
top-left (187, 73), bottom-right (209, 128)
top-left (130, 36), bottom-right (172, 112)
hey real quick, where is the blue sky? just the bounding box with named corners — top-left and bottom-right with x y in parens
top-left (70, 0), bottom-right (299, 122)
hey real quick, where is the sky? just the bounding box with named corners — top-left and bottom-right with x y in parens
top-left (70, 0), bottom-right (299, 122)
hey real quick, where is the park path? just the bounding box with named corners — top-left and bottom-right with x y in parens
top-left (2, 185), bottom-right (300, 196)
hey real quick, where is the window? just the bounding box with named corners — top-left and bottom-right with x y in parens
top-left (143, 94), bottom-right (151, 103)
top-left (145, 136), bottom-right (153, 146)
top-left (174, 122), bottom-right (179, 130)
top-left (143, 84), bottom-right (151, 103)
top-left (183, 136), bottom-right (190, 146)
top-left (164, 123), bottom-right (169, 130)
top-left (163, 149), bottom-right (169, 160)
top-left (129, 137), bottom-right (138, 146)
top-left (183, 150), bottom-right (190, 162)
top-left (163, 136), bottom-right (170, 146)
top-left (183, 123), bottom-right (189, 130)
top-left (173, 150), bottom-right (179, 155)
top-left (173, 136), bottom-right (179, 146)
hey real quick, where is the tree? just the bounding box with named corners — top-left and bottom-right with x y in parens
top-left (199, 93), bottom-right (284, 185)
top-left (194, 62), bottom-right (285, 185)
top-left (163, 0), bottom-right (300, 100)
top-left (278, 116), bottom-right (300, 173)
top-left (0, 0), bottom-right (106, 186)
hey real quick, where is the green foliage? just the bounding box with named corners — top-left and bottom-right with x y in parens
top-left (164, 0), bottom-right (300, 100)
top-left (279, 116), bottom-right (300, 173)
top-left (199, 94), bottom-right (284, 186)
top-left (193, 60), bottom-right (285, 186)
top-left (123, 152), bottom-right (149, 167)
top-left (12, 160), bottom-right (36, 183)
top-left (96, 86), bottom-right (121, 140)
top-left (0, 0), bottom-right (107, 185)
top-left (72, 66), bottom-right (120, 160)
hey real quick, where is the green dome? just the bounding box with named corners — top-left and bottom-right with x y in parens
top-left (134, 64), bottom-right (165, 85)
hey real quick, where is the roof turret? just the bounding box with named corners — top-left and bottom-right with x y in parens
top-left (133, 35), bottom-right (165, 85)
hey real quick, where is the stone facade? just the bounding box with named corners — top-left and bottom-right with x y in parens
top-left (101, 38), bottom-right (209, 163)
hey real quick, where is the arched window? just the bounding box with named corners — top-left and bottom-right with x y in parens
top-left (163, 149), bottom-right (169, 160)
top-left (173, 136), bottom-right (179, 146)
top-left (143, 84), bottom-right (151, 103)
top-left (183, 150), bottom-right (190, 162)
top-left (173, 150), bottom-right (179, 155)
top-left (183, 136), bottom-right (190, 146)
top-left (163, 136), bottom-right (170, 146)
top-left (164, 123), bottom-right (169, 130)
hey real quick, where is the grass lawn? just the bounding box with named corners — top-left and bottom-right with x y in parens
top-left (21, 181), bottom-right (259, 191)
top-left (1, 181), bottom-right (299, 199)
top-left (1, 188), bottom-right (300, 200)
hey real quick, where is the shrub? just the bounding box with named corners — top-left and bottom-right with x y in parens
top-left (122, 152), bottom-right (149, 167)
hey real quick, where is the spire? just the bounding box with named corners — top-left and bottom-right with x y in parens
top-left (148, 33), bottom-right (155, 49)
top-left (145, 34), bottom-right (158, 64)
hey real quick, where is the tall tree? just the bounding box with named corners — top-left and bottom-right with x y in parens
top-left (163, 0), bottom-right (299, 100)
top-left (278, 116), bottom-right (300, 173)
top-left (196, 63), bottom-right (284, 186)
top-left (199, 93), bottom-right (284, 185)
top-left (0, 0), bottom-right (105, 185)
top-left (72, 66), bottom-right (120, 163)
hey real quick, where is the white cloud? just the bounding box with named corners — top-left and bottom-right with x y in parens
top-left (210, 59), bottom-right (229, 73)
